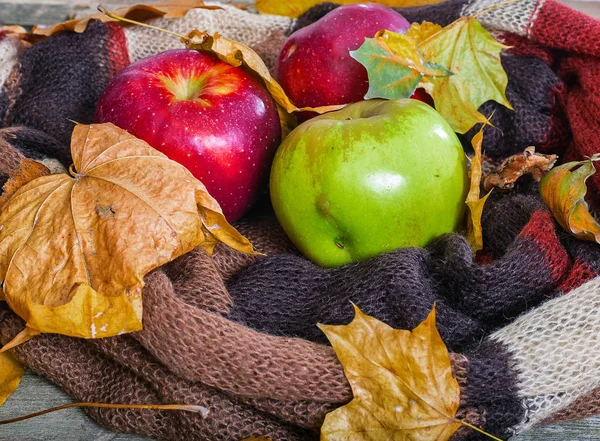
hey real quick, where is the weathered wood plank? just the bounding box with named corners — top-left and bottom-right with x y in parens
top-left (0, 3), bottom-right (72, 26)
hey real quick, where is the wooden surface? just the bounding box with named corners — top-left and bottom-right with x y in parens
top-left (1, 0), bottom-right (600, 440)
top-left (1, 371), bottom-right (600, 441)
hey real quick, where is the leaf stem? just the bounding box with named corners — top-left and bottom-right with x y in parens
top-left (457, 420), bottom-right (504, 441)
top-left (0, 402), bottom-right (208, 425)
top-left (97, 4), bottom-right (189, 40)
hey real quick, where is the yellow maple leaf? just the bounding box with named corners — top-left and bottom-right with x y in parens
top-left (0, 123), bottom-right (254, 344)
top-left (414, 18), bottom-right (512, 134)
top-left (319, 305), bottom-right (462, 441)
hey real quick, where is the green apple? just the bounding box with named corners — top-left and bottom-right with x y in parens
top-left (270, 99), bottom-right (468, 267)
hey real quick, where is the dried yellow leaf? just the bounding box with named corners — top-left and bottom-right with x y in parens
top-left (540, 154), bottom-right (600, 243)
top-left (319, 305), bottom-right (461, 441)
top-left (255, 0), bottom-right (444, 18)
top-left (27, 0), bottom-right (220, 42)
top-left (466, 126), bottom-right (492, 253)
top-left (0, 123), bottom-right (254, 341)
top-left (0, 352), bottom-right (25, 407)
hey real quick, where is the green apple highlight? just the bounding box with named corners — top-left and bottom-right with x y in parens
top-left (270, 99), bottom-right (469, 267)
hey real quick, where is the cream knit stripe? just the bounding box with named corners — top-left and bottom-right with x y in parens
top-left (461, 0), bottom-right (543, 36)
top-left (491, 276), bottom-right (600, 432)
top-left (0, 37), bottom-right (25, 92)
top-left (123, 4), bottom-right (294, 71)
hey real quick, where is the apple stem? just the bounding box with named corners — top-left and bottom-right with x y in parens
top-left (97, 4), bottom-right (189, 40)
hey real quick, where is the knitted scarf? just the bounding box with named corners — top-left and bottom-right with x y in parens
top-left (0, 1), bottom-right (600, 440)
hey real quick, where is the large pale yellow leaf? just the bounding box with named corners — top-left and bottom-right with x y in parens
top-left (184, 31), bottom-right (344, 116)
top-left (413, 18), bottom-right (512, 134)
top-left (0, 352), bottom-right (25, 407)
top-left (466, 126), bottom-right (492, 253)
top-left (255, 0), bottom-right (444, 18)
top-left (540, 154), bottom-right (600, 243)
top-left (27, 1), bottom-right (220, 42)
top-left (319, 305), bottom-right (461, 441)
top-left (0, 123), bottom-right (254, 341)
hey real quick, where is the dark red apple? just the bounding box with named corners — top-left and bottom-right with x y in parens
top-left (95, 49), bottom-right (281, 222)
top-left (277, 3), bottom-right (411, 109)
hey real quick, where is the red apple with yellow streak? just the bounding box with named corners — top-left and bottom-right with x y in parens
top-left (95, 49), bottom-right (281, 222)
top-left (277, 3), bottom-right (434, 111)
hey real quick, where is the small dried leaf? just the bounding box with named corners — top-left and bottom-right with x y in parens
top-left (255, 0), bottom-right (445, 18)
top-left (0, 159), bottom-right (50, 210)
top-left (540, 155), bottom-right (600, 243)
top-left (416, 17), bottom-right (512, 133)
top-left (484, 147), bottom-right (558, 191)
top-left (319, 305), bottom-right (461, 441)
top-left (466, 126), bottom-right (492, 253)
top-left (0, 123), bottom-right (254, 341)
top-left (27, 1), bottom-right (220, 42)
top-left (0, 352), bottom-right (25, 407)
top-left (350, 30), bottom-right (451, 100)
top-left (184, 31), bottom-right (344, 116)
top-left (0, 26), bottom-right (28, 37)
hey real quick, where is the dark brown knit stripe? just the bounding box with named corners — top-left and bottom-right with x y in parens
top-left (5, 22), bottom-right (115, 151)
top-left (226, 207), bottom-right (565, 352)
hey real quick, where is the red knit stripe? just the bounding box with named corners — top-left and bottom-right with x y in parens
top-left (557, 54), bottom-right (600, 207)
top-left (518, 209), bottom-right (571, 283)
top-left (105, 23), bottom-right (131, 77)
top-left (530, 0), bottom-right (600, 56)
top-left (559, 258), bottom-right (599, 293)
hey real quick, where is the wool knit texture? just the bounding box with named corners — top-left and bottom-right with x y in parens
top-left (0, 1), bottom-right (600, 440)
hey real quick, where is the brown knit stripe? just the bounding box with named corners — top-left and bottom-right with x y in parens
top-left (542, 387), bottom-right (600, 424)
top-left (134, 271), bottom-right (352, 403)
top-left (0, 62), bottom-right (23, 128)
top-left (0, 128), bottom-right (26, 175)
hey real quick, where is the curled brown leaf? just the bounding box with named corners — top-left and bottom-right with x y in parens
top-left (484, 147), bottom-right (557, 191)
